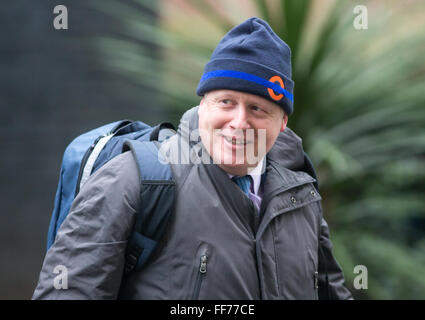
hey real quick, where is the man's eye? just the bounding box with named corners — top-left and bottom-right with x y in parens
top-left (251, 106), bottom-right (262, 112)
top-left (221, 99), bottom-right (231, 104)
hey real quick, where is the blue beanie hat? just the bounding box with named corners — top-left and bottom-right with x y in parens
top-left (196, 17), bottom-right (294, 115)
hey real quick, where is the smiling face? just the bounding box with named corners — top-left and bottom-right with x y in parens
top-left (198, 89), bottom-right (288, 176)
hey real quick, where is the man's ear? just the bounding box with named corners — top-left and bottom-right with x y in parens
top-left (198, 96), bottom-right (206, 115)
top-left (280, 114), bottom-right (288, 132)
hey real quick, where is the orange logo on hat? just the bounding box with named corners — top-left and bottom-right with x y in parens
top-left (268, 75), bottom-right (284, 101)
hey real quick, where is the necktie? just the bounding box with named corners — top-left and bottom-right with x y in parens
top-left (232, 175), bottom-right (252, 197)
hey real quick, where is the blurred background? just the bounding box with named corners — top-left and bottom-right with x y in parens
top-left (1, 0), bottom-right (424, 300)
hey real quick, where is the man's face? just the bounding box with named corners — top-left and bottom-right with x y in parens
top-left (198, 89), bottom-right (288, 176)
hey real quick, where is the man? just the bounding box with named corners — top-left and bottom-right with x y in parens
top-left (33, 17), bottom-right (352, 300)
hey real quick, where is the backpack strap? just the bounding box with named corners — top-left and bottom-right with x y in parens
top-left (149, 121), bottom-right (176, 142)
top-left (122, 139), bottom-right (175, 275)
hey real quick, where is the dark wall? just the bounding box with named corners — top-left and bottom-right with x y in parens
top-left (0, 0), bottom-right (164, 299)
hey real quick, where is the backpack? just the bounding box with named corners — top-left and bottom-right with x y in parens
top-left (46, 120), bottom-right (177, 275)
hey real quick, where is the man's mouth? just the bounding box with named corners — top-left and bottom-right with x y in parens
top-left (222, 135), bottom-right (251, 145)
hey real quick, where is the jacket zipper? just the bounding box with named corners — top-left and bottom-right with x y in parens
top-left (74, 121), bottom-right (132, 197)
top-left (74, 137), bottom-right (100, 196)
top-left (250, 201), bottom-right (263, 300)
top-left (191, 254), bottom-right (208, 300)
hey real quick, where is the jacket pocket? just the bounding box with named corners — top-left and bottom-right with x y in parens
top-left (191, 243), bottom-right (210, 300)
top-left (308, 248), bottom-right (319, 300)
top-left (265, 183), bottom-right (322, 299)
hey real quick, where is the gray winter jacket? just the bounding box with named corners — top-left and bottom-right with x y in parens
top-left (33, 106), bottom-right (353, 300)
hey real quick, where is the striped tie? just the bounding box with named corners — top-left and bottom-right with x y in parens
top-left (232, 175), bottom-right (252, 197)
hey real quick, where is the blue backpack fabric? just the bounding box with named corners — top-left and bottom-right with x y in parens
top-left (47, 120), bottom-right (176, 275)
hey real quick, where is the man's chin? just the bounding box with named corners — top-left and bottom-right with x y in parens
top-left (217, 162), bottom-right (256, 176)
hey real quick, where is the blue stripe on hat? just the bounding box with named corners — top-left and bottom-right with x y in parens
top-left (200, 70), bottom-right (294, 102)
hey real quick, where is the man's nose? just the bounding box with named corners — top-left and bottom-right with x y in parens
top-left (229, 105), bottom-right (251, 130)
